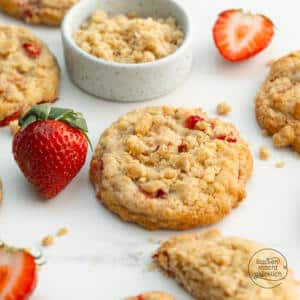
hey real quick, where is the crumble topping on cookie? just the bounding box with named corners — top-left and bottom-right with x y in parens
top-left (90, 106), bottom-right (253, 230)
top-left (74, 10), bottom-right (184, 64)
top-left (0, 25), bottom-right (59, 125)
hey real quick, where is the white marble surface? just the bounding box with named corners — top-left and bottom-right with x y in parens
top-left (0, 1), bottom-right (300, 299)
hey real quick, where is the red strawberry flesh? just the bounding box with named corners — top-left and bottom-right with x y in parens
top-left (185, 115), bottom-right (204, 129)
top-left (0, 246), bottom-right (37, 300)
top-left (213, 9), bottom-right (274, 62)
top-left (22, 43), bottom-right (41, 58)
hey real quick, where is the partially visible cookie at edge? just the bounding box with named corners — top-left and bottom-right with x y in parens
top-left (90, 106), bottom-right (253, 230)
top-left (0, 25), bottom-right (60, 126)
top-left (153, 229), bottom-right (299, 300)
top-left (0, 0), bottom-right (77, 26)
top-left (125, 291), bottom-right (176, 300)
top-left (256, 51), bottom-right (300, 153)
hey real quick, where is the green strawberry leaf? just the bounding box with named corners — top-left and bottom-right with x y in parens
top-left (18, 104), bottom-right (93, 150)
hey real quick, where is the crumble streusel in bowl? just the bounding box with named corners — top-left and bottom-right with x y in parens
top-left (62, 0), bottom-right (193, 102)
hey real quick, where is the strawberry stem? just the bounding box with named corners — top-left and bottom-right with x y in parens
top-left (19, 104), bottom-right (93, 150)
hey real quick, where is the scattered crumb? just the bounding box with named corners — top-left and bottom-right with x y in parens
top-left (261, 129), bottom-right (269, 137)
top-left (0, 178), bottom-right (2, 203)
top-left (10, 120), bottom-right (20, 136)
top-left (275, 162), bottom-right (285, 168)
top-left (147, 262), bottom-right (159, 272)
top-left (216, 102), bottom-right (231, 116)
top-left (37, 266), bottom-right (43, 272)
top-left (259, 146), bottom-right (270, 160)
top-left (41, 235), bottom-right (55, 247)
top-left (56, 227), bottom-right (69, 237)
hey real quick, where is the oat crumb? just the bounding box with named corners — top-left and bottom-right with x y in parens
top-left (275, 162), bottom-right (285, 168)
top-left (37, 266), bottom-right (43, 272)
top-left (41, 235), bottom-right (55, 247)
top-left (259, 146), bottom-right (270, 160)
top-left (56, 227), bottom-right (69, 237)
top-left (147, 262), bottom-right (159, 272)
top-left (216, 102), bottom-right (231, 116)
top-left (261, 129), bottom-right (269, 137)
top-left (10, 120), bottom-right (20, 136)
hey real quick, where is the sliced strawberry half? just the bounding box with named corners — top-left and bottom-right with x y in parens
top-left (0, 245), bottom-right (37, 300)
top-left (213, 9), bottom-right (274, 62)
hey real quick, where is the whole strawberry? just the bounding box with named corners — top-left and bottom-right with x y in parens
top-left (13, 104), bottom-right (90, 199)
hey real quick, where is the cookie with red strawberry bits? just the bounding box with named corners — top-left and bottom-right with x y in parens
top-left (0, 0), bottom-right (77, 26)
top-left (90, 107), bottom-right (253, 230)
top-left (125, 291), bottom-right (175, 300)
top-left (0, 25), bottom-right (59, 126)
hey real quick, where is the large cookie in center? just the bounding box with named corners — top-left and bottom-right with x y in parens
top-left (90, 106), bottom-right (253, 230)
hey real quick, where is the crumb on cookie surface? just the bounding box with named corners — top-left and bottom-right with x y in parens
top-left (259, 146), bottom-right (270, 160)
top-left (41, 235), bottom-right (55, 247)
top-left (74, 10), bottom-right (184, 64)
top-left (216, 102), bottom-right (231, 116)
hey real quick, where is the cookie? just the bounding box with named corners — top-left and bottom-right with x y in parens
top-left (90, 106), bottom-right (253, 230)
top-left (0, 0), bottom-right (77, 26)
top-left (154, 229), bottom-right (299, 300)
top-left (0, 25), bottom-right (59, 126)
top-left (256, 51), bottom-right (300, 153)
top-left (125, 291), bottom-right (175, 300)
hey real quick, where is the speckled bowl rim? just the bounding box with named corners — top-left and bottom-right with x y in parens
top-left (62, 0), bottom-right (192, 69)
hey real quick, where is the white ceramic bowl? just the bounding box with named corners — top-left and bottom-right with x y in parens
top-left (61, 0), bottom-right (193, 102)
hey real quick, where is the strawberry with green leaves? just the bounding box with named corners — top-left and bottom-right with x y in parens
top-left (13, 104), bottom-right (90, 199)
top-left (0, 244), bottom-right (37, 300)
